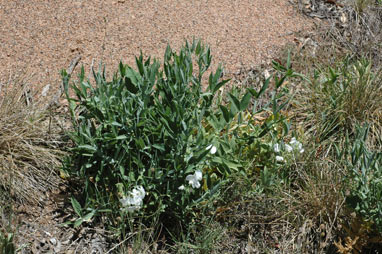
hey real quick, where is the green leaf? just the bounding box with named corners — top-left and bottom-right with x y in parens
top-left (125, 67), bottom-right (141, 94)
top-left (240, 92), bottom-right (252, 111)
top-left (78, 145), bottom-right (97, 152)
top-left (247, 88), bottom-right (258, 98)
top-left (258, 77), bottom-right (271, 98)
top-left (219, 105), bottom-right (231, 123)
top-left (82, 211), bottom-right (95, 222)
top-left (71, 197), bottom-right (82, 217)
top-left (115, 135), bottom-right (128, 140)
top-left (119, 61), bottom-right (126, 77)
top-left (120, 166), bottom-right (125, 176)
top-left (222, 159), bottom-right (242, 170)
top-left (153, 144), bottom-right (165, 152)
top-left (74, 218), bottom-right (83, 228)
top-left (228, 93), bottom-right (240, 113)
top-left (213, 79), bottom-right (230, 94)
top-left (189, 147), bottom-right (210, 164)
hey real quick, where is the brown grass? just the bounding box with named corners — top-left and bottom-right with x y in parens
top-left (0, 74), bottom-right (68, 205)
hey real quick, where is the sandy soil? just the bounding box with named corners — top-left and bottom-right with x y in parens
top-left (0, 0), bottom-right (312, 91)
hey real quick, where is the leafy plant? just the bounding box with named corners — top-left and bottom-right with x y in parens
top-left (341, 124), bottom-right (382, 234)
top-left (62, 40), bottom-right (290, 235)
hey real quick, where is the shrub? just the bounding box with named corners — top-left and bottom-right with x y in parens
top-left (63, 40), bottom-right (292, 234)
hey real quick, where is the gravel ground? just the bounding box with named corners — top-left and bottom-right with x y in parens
top-left (0, 0), bottom-right (312, 90)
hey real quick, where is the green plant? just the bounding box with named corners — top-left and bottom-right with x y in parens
top-left (62, 40), bottom-right (292, 236)
top-left (0, 204), bottom-right (16, 254)
top-left (340, 124), bottom-right (382, 234)
top-left (0, 231), bottom-right (15, 254)
top-left (63, 41), bottom-right (224, 229)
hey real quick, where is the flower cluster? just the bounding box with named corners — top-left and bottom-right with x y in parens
top-left (119, 186), bottom-right (146, 212)
top-left (185, 170), bottom-right (203, 189)
top-left (289, 137), bottom-right (304, 153)
top-left (274, 137), bottom-right (304, 162)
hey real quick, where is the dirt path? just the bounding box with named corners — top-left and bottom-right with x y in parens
top-left (0, 0), bottom-right (312, 90)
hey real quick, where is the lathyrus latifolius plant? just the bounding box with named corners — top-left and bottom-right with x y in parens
top-left (340, 125), bottom-right (382, 234)
top-left (62, 40), bottom-right (293, 234)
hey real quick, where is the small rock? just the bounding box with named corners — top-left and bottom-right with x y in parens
top-left (340, 12), bottom-right (347, 24)
top-left (263, 69), bottom-right (270, 79)
top-left (49, 237), bottom-right (57, 246)
top-left (41, 84), bottom-right (50, 97)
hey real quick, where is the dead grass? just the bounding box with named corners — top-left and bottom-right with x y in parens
top-left (0, 73), bottom-right (68, 205)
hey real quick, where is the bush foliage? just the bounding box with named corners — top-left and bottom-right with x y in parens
top-left (62, 40), bottom-right (293, 232)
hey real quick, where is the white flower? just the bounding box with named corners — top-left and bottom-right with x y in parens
top-left (120, 186), bottom-right (146, 212)
top-left (178, 185), bottom-right (185, 190)
top-left (186, 170), bottom-right (203, 189)
top-left (273, 143), bottom-right (281, 153)
top-left (132, 186), bottom-right (146, 200)
top-left (120, 196), bottom-right (141, 212)
top-left (285, 144), bottom-right (293, 153)
top-left (275, 156), bottom-right (284, 162)
top-left (206, 145), bottom-right (217, 154)
top-left (289, 137), bottom-right (304, 153)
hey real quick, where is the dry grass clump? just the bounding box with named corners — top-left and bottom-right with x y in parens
top-left (0, 75), bottom-right (67, 205)
top-left (282, 0), bottom-right (382, 146)
top-left (210, 155), bottom-right (346, 253)
top-left (329, 4), bottom-right (382, 65)
top-left (292, 58), bottom-right (382, 148)
top-left (296, 0), bottom-right (382, 69)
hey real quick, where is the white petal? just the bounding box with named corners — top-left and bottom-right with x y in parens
top-left (178, 185), bottom-right (185, 190)
top-left (195, 170), bottom-right (203, 181)
top-left (187, 178), bottom-right (196, 187)
top-left (290, 137), bottom-right (297, 144)
top-left (285, 144), bottom-right (293, 152)
top-left (186, 174), bottom-right (194, 182)
top-left (191, 180), bottom-right (201, 189)
top-left (135, 186), bottom-right (146, 199)
top-left (186, 171), bottom-right (203, 188)
top-left (276, 156), bottom-right (284, 162)
top-left (273, 144), bottom-right (281, 153)
top-left (206, 145), bottom-right (212, 150)
top-left (131, 196), bottom-right (143, 206)
top-left (210, 146), bottom-right (217, 154)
